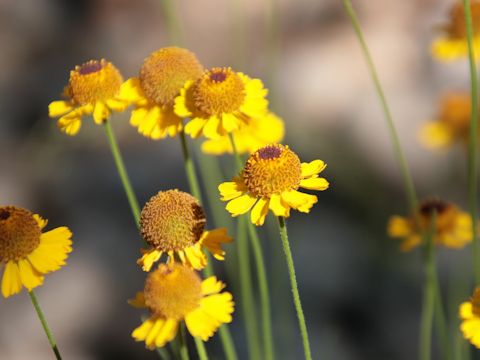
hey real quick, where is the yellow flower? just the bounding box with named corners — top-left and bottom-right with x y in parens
top-left (138, 190), bottom-right (232, 271)
top-left (420, 92), bottom-right (476, 149)
top-left (130, 263), bottom-right (234, 349)
top-left (125, 47), bottom-right (204, 139)
top-left (48, 59), bottom-right (136, 135)
top-left (431, 2), bottom-right (480, 61)
top-left (387, 199), bottom-right (472, 251)
top-left (201, 112), bottom-right (285, 155)
top-left (174, 67), bottom-right (269, 139)
top-left (219, 144), bottom-right (329, 226)
top-left (460, 288), bottom-right (480, 348)
top-left (0, 206), bottom-right (72, 298)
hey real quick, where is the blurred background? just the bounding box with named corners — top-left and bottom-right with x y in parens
top-left (0, 0), bottom-right (476, 358)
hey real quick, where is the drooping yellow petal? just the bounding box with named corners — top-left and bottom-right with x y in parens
top-left (199, 228), bottom-right (232, 260)
top-left (28, 227), bottom-right (72, 273)
top-left (132, 317), bottom-right (156, 341)
top-left (281, 190), bottom-right (317, 214)
top-left (419, 121), bottom-right (453, 149)
top-left (269, 193), bottom-right (290, 217)
top-left (301, 160), bottom-right (327, 178)
top-left (219, 179), bottom-right (247, 201)
top-left (399, 235), bottom-right (422, 252)
top-left (154, 319), bottom-right (178, 348)
top-left (117, 77), bottom-right (145, 104)
top-left (48, 100), bottom-right (74, 117)
top-left (221, 113), bottom-right (241, 133)
top-left (183, 245), bottom-right (207, 270)
top-left (1, 261), bottom-right (23, 298)
top-left (225, 194), bottom-right (257, 217)
top-left (203, 116), bottom-right (223, 139)
top-left (128, 292), bottom-right (147, 308)
top-left (146, 318), bottom-right (163, 349)
top-left (33, 214), bottom-right (48, 230)
top-left (185, 118), bottom-right (208, 138)
top-left (201, 276), bottom-right (225, 296)
top-left (57, 104), bottom-right (92, 136)
top-left (387, 216), bottom-right (413, 238)
top-left (250, 197), bottom-right (269, 226)
top-left (106, 98), bottom-right (129, 112)
top-left (300, 177), bottom-right (329, 191)
top-left (137, 249), bottom-right (162, 272)
top-left (460, 302), bottom-right (474, 320)
top-left (93, 101), bottom-right (110, 124)
top-left (130, 107), bottom-right (149, 126)
top-left (174, 80), bottom-right (195, 118)
top-left (460, 315), bottom-right (480, 349)
top-left (17, 259), bottom-right (44, 291)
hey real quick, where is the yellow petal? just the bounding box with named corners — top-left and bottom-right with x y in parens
top-left (146, 318), bottom-right (163, 348)
top-left (130, 107), bottom-right (149, 126)
top-left (203, 116), bottom-right (223, 139)
top-left (461, 317), bottom-right (480, 348)
top-left (1, 261), bottom-right (23, 298)
top-left (300, 177), bottom-right (329, 191)
top-left (132, 318), bottom-right (156, 341)
top-left (269, 193), bottom-right (290, 217)
top-left (154, 319), bottom-right (178, 348)
top-left (250, 197), bottom-right (269, 226)
top-left (225, 194), bottom-right (257, 217)
top-left (57, 104), bottom-right (92, 136)
top-left (281, 190), bottom-right (317, 213)
top-left (460, 302), bottom-right (474, 320)
top-left (399, 235), bottom-right (421, 252)
top-left (28, 227), bottom-right (72, 273)
top-left (18, 259), bottom-right (44, 291)
top-left (201, 276), bottom-right (225, 296)
top-left (419, 121), bottom-right (453, 149)
top-left (185, 118), bottom-right (208, 139)
top-left (128, 292), bottom-right (146, 308)
top-left (387, 216), bottom-right (412, 238)
top-left (199, 228), bottom-right (232, 260)
top-left (301, 160), bottom-right (327, 178)
top-left (93, 102), bottom-right (110, 124)
top-left (106, 98), bottom-right (129, 112)
top-left (183, 245), bottom-right (207, 270)
top-left (48, 100), bottom-right (74, 117)
top-left (219, 179), bottom-right (247, 201)
top-left (221, 113), bottom-right (241, 133)
top-left (33, 214), bottom-right (48, 230)
top-left (174, 80), bottom-right (195, 118)
top-left (137, 249), bottom-right (162, 272)
top-left (117, 77), bottom-right (145, 103)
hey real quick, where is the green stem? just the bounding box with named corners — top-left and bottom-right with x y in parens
top-left (179, 323), bottom-right (190, 360)
top-left (463, 0), bottom-right (480, 285)
top-left (342, 0), bottom-right (418, 214)
top-left (228, 134), bottom-right (244, 171)
top-left (28, 291), bottom-right (62, 360)
top-left (277, 217), bottom-right (312, 360)
top-left (103, 121), bottom-right (141, 227)
top-left (194, 337), bottom-right (209, 360)
top-left (247, 220), bottom-right (275, 360)
top-left (237, 215), bottom-right (261, 359)
top-left (159, 0), bottom-right (183, 45)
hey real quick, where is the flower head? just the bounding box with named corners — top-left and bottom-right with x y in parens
top-left (125, 47), bottom-right (204, 139)
top-left (431, 2), bottom-right (480, 61)
top-left (201, 112), bottom-right (285, 155)
top-left (219, 144), bottom-right (329, 226)
top-left (48, 59), bottom-right (136, 135)
top-left (0, 206), bottom-right (73, 297)
top-left (130, 263), bottom-right (234, 349)
top-left (420, 92), bottom-right (476, 149)
top-left (460, 288), bottom-right (480, 348)
top-left (387, 198), bottom-right (472, 251)
top-left (174, 67), bottom-right (269, 139)
top-left (138, 190), bottom-right (232, 271)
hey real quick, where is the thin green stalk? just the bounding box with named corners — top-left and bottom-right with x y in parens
top-left (179, 324), bottom-right (190, 360)
top-left (247, 220), bottom-right (275, 360)
top-left (194, 337), bottom-right (209, 360)
top-left (103, 121), bottom-right (141, 226)
top-left (342, 0), bottom-right (418, 213)
top-left (178, 130), bottom-right (238, 360)
top-left (237, 215), bottom-right (262, 359)
top-left (277, 216), bottom-right (312, 360)
top-left (28, 291), bottom-right (62, 360)
top-left (159, 0), bottom-right (183, 45)
top-left (419, 212), bottom-right (437, 360)
top-left (463, 0), bottom-right (480, 285)
top-left (432, 274), bottom-right (451, 360)
top-left (156, 347), bottom-right (171, 360)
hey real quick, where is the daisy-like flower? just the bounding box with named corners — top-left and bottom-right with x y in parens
top-left (420, 92), bottom-right (476, 149)
top-left (201, 112), bottom-right (285, 155)
top-left (48, 59), bottom-right (136, 135)
top-left (138, 189), bottom-right (232, 271)
top-left (460, 288), bottom-right (480, 348)
top-left (0, 206), bottom-right (72, 298)
top-left (387, 198), bottom-right (472, 252)
top-left (219, 144), bottom-right (329, 226)
top-left (124, 47), bottom-right (204, 139)
top-left (174, 67), bottom-right (269, 140)
top-left (431, 2), bottom-right (480, 61)
top-left (130, 263), bottom-right (234, 349)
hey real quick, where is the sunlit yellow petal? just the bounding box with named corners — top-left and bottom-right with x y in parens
top-left (199, 228), bottom-right (232, 260)
top-left (281, 190), bottom-right (317, 213)
top-left (201, 276), bottom-right (225, 296)
top-left (185, 118), bottom-right (208, 138)
top-left (219, 179), bottom-right (247, 201)
top-left (33, 214), bottom-right (48, 230)
top-left (387, 216), bottom-right (412, 238)
top-left (269, 193), bottom-right (290, 217)
top-left (203, 116), bottom-right (223, 139)
top-left (17, 259), bottom-right (43, 291)
top-left (93, 102), bottom-right (110, 124)
top-left (225, 194), bottom-right (257, 216)
top-left (28, 227), bottom-right (72, 273)
top-left (250, 197), bottom-right (269, 226)
top-left (419, 121), bottom-right (453, 149)
top-left (137, 249), bottom-right (162, 272)
top-left (48, 100), bottom-right (74, 117)
top-left (300, 177), bottom-right (329, 191)
top-left (301, 160), bottom-right (327, 178)
top-left (1, 261), bottom-right (23, 298)
top-left (460, 302), bottom-right (474, 320)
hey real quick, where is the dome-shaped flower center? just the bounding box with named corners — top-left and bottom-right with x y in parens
top-left (439, 93), bottom-right (471, 135)
top-left (448, 3), bottom-right (480, 38)
top-left (144, 263), bottom-right (202, 319)
top-left (139, 47), bottom-right (203, 106)
top-left (418, 199), bottom-right (457, 233)
top-left (243, 144), bottom-right (302, 197)
top-left (193, 67), bottom-right (245, 115)
top-left (69, 59), bottom-right (123, 105)
top-left (140, 190), bottom-right (206, 252)
top-left (0, 206), bottom-right (41, 262)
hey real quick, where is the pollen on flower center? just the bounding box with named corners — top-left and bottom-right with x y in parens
top-left (193, 67), bottom-right (246, 115)
top-left (448, 3), bottom-right (480, 38)
top-left (139, 47), bottom-right (203, 106)
top-left (144, 263), bottom-right (202, 319)
top-left (0, 206), bottom-right (41, 262)
top-left (140, 190), bottom-right (206, 252)
top-left (243, 144), bottom-right (302, 197)
top-left (69, 59), bottom-right (123, 105)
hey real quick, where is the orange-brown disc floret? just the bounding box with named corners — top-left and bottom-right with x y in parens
top-left (447, 2), bottom-right (480, 38)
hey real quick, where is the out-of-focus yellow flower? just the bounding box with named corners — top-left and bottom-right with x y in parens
top-left (174, 67), bottom-right (269, 140)
top-left (387, 199), bottom-right (472, 251)
top-left (201, 112), bottom-right (285, 155)
top-left (48, 59), bottom-right (136, 135)
top-left (219, 144), bottom-right (329, 226)
top-left (0, 206), bottom-right (72, 298)
top-left (125, 47), bottom-right (204, 139)
top-left (431, 2), bottom-right (480, 61)
top-left (130, 263), bottom-right (234, 349)
top-left (460, 288), bottom-right (480, 348)
top-left (138, 190), bottom-right (232, 271)
top-left (420, 92), bottom-right (475, 149)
